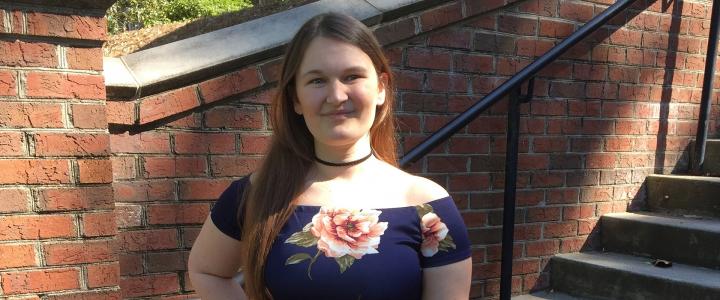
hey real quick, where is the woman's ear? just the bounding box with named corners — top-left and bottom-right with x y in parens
top-left (377, 72), bottom-right (389, 106)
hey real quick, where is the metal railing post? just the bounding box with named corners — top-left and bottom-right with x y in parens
top-left (693, 0), bottom-right (720, 173)
top-left (500, 87), bottom-right (522, 300)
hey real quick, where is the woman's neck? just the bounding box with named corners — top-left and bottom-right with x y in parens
top-left (311, 137), bottom-right (375, 181)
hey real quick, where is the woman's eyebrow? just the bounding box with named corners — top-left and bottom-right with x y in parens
top-left (300, 66), bottom-right (368, 78)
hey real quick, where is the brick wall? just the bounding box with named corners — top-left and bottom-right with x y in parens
top-left (0, 2), bottom-right (118, 299)
top-left (6, 0), bottom-right (708, 299)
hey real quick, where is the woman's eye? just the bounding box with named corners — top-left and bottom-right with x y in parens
top-left (308, 78), bottom-right (324, 85)
top-left (345, 75), bottom-right (361, 81)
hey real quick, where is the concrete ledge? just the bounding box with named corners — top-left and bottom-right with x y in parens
top-left (552, 251), bottom-right (720, 299)
top-left (646, 174), bottom-right (720, 218)
top-left (104, 0), bottom-right (518, 100)
top-left (601, 212), bottom-right (720, 269)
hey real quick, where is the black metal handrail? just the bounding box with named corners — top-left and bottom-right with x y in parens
top-left (693, 0), bottom-right (720, 173)
top-left (398, 0), bottom-right (640, 299)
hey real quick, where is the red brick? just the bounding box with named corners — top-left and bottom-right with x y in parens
top-left (560, 236), bottom-right (588, 253)
top-left (407, 48), bottom-right (452, 70)
top-left (120, 253), bottom-right (143, 275)
top-left (113, 181), bottom-right (176, 202)
top-left (139, 87), bottom-right (200, 124)
top-left (26, 12), bottom-right (106, 40)
top-left (608, 28), bottom-right (642, 47)
top-left (86, 262), bottom-right (119, 288)
top-left (448, 174), bottom-right (491, 192)
top-left (585, 153), bottom-right (616, 169)
top-left (531, 171), bottom-right (565, 188)
top-left (118, 229), bottom-right (178, 251)
top-left (0, 159), bottom-right (71, 184)
top-left (549, 81), bottom-right (584, 98)
top-left (204, 106), bottom-right (264, 129)
top-left (71, 104), bottom-right (107, 129)
top-left (394, 69), bottom-right (424, 90)
top-left (26, 72), bottom-right (104, 99)
top-left (111, 156), bottom-right (137, 180)
top-left (147, 203), bottom-right (210, 225)
top-left (615, 120), bottom-right (646, 135)
top-left (240, 134), bottom-right (271, 154)
top-left (580, 186), bottom-right (614, 202)
top-left (82, 212), bottom-right (117, 237)
top-left (120, 273), bottom-right (179, 298)
top-left (498, 15), bottom-right (537, 35)
top-left (466, 0), bottom-right (505, 16)
top-left (178, 179), bottom-right (233, 201)
top-left (78, 159), bottom-right (113, 183)
top-left (547, 188), bottom-right (580, 204)
top-left (427, 28), bottom-right (471, 49)
top-left (605, 137), bottom-right (634, 152)
top-left (559, 0), bottom-right (594, 22)
top-left (449, 137), bottom-right (490, 154)
top-left (539, 19), bottom-right (574, 38)
top-left (526, 207), bottom-right (562, 222)
top-left (526, 240), bottom-right (559, 257)
top-left (0, 132), bottom-right (25, 156)
top-left (111, 132), bottom-right (170, 154)
top-left (34, 133), bottom-right (109, 157)
top-left (532, 137), bottom-right (567, 152)
top-left (517, 38), bottom-right (554, 57)
top-left (182, 228), bottom-right (201, 249)
top-left (0, 40), bottom-right (57, 67)
top-left (116, 204), bottom-right (143, 228)
top-left (0, 70), bottom-right (17, 96)
top-left (210, 156), bottom-right (262, 177)
top-left (518, 154), bottom-right (549, 170)
top-left (375, 17), bottom-right (416, 45)
top-left (0, 188), bottom-right (30, 213)
top-left (43, 240), bottom-right (115, 265)
top-left (174, 132), bottom-right (235, 154)
top-left (609, 66), bottom-right (639, 83)
top-left (37, 186), bottom-right (113, 211)
top-left (199, 68), bottom-right (261, 103)
top-left (454, 53), bottom-right (493, 73)
top-left (0, 103), bottom-right (64, 128)
top-left (106, 101), bottom-right (135, 125)
top-left (0, 215), bottom-right (75, 240)
top-left (578, 218), bottom-right (598, 235)
top-left (142, 156), bottom-right (207, 178)
top-left (518, 0), bottom-right (558, 16)
top-left (563, 204), bottom-right (595, 220)
top-left (427, 73), bottom-right (468, 93)
top-left (66, 47), bottom-right (103, 71)
top-left (420, 2), bottom-right (462, 31)
top-left (0, 244), bottom-right (37, 268)
top-left (0, 268), bottom-right (80, 294)
top-left (543, 221), bottom-right (578, 238)
top-left (147, 251), bottom-right (189, 273)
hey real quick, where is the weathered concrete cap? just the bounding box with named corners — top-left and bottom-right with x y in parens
top-left (103, 57), bottom-right (139, 99)
top-left (117, 0), bottom-right (382, 97)
top-left (8, 0), bottom-right (117, 10)
top-left (366, 0), bottom-right (447, 20)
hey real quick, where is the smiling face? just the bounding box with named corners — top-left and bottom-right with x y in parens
top-left (293, 36), bottom-right (388, 148)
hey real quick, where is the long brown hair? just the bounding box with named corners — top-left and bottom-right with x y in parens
top-left (239, 13), bottom-right (398, 299)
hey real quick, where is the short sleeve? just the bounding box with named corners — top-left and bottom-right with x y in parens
top-left (210, 176), bottom-right (250, 241)
top-left (418, 197), bottom-right (471, 268)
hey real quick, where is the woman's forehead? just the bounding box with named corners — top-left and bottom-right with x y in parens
top-left (298, 37), bottom-right (376, 75)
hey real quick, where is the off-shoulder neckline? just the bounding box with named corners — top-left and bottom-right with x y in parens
top-left (292, 196), bottom-right (453, 212)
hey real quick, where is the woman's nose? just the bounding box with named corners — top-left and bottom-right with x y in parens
top-left (325, 79), bottom-right (349, 104)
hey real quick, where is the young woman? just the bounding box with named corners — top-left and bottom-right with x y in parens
top-left (188, 13), bottom-right (472, 300)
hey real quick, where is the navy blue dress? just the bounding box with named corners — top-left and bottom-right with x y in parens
top-left (211, 176), bottom-right (471, 300)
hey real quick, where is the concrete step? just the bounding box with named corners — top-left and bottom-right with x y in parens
top-left (551, 252), bottom-right (720, 300)
top-left (601, 212), bottom-right (720, 269)
top-left (513, 291), bottom-right (586, 300)
top-left (646, 174), bottom-right (720, 218)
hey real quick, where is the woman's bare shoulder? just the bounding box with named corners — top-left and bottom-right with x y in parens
top-left (377, 163), bottom-right (449, 206)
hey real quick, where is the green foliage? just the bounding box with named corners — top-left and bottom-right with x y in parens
top-left (107, 0), bottom-right (251, 34)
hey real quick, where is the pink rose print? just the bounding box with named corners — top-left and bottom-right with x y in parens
top-left (420, 212), bottom-right (449, 257)
top-left (310, 207), bottom-right (388, 259)
top-left (416, 204), bottom-right (456, 257)
top-left (285, 207), bottom-right (388, 279)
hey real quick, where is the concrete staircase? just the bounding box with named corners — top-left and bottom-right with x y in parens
top-left (541, 139), bottom-right (720, 300)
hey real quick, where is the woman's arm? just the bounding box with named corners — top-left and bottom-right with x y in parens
top-left (422, 257), bottom-right (472, 300)
top-left (188, 216), bottom-right (248, 300)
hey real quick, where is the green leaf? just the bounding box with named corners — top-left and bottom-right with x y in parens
top-left (415, 203), bottom-right (434, 219)
top-left (335, 255), bottom-right (355, 274)
top-left (438, 234), bottom-right (456, 251)
top-left (302, 222), bottom-right (313, 232)
top-left (285, 253), bottom-right (312, 265)
top-left (284, 230), bottom-right (318, 247)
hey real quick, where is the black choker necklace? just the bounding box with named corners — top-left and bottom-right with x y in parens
top-left (314, 152), bottom-right (373, 167)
